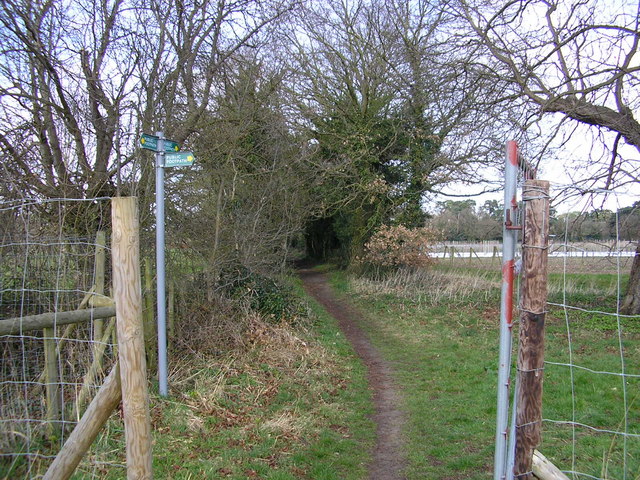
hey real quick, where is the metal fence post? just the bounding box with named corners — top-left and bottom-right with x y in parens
top-left (155, 131), bottom-right (168, 397)
top-left (494, 141), bottom-right (520, 480)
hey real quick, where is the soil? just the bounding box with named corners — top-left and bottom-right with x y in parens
top-left (299, 269), bottom-right (407, 480)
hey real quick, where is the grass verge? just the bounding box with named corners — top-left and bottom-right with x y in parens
top-left (1, 275), bottom-right (375, 480)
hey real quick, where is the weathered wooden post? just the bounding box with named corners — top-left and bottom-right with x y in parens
top-left (111, 197), bottom-right (153, 479)
top-left (93, 231), bottom-right (107, 346)
top-left (514, 179), bottom-right (550, 478)
top-left (43, 326), bottom-right (61, 438)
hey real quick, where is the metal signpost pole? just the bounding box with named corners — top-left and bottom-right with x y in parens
top-left (155, 131), bottom-right (168, 397)
top-left (142, 129), bottom-right (192, 397)
top-left (494, 141), bottom-right (519, 480)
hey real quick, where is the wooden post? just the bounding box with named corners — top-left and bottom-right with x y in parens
top-left (491, 245), bottom-right (499, 265)
top-left (43, 326), bottom-right (61, 438)
top-left (93, 231), bottom-right (107, 347)
top-left (532, 450), bottom-right (570, 480)
top-left (43, 363), bottom-right (122, 480)
top-left (111, 197), bottom-right (153, 480)
top-left (110, 286), bottom-right (118, 359)
top-left (0, 307), bottom-right (116, 335)
top-left (514, 180), bottom-right (550, 478)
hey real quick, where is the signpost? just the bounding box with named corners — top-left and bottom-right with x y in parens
top-left (140, 131), bottom-right (194, 397)
top-left (165, 152), bottom-right (195, 167)
top-left (140, 133), bottom-right (179, 152)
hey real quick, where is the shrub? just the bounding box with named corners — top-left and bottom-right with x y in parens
top-left (362, 225), bottom-right (438, 269)
top-left (220, 265), bottom-right (307, 322)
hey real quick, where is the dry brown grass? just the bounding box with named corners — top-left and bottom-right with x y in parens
top-left (351, 266), bottom-right (500, 304)
top-left (167, 310), bottom-right (343, 446)
top-left (439, 255), bottom-right (632, 275)
top-left (350, 252), bottom-right (632, 307)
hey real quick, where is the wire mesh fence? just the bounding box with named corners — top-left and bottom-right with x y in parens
top-left (490, 144), bottom-right (640, 480)
top-left (540, 193), bottom-right (640, 480)
top-left (0, 197), bottom-right (125, 479)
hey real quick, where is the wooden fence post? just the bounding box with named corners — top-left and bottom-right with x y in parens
top-left (93, 231), bottom-right (107, 347)
top-left (0, 307), bottom-right (116, 336)
top-left (514, 180), bottom-right (550, 478)
top-left (491, 245), bottom-right (500, 265)
top-left (111, 197), bottom-right (153, 480)
top-left (43, 326), bottom-right (61, 438)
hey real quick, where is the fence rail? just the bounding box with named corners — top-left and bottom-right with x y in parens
top-left (434, 241), bottom-right (636, 259)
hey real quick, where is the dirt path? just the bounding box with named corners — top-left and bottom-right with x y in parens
top-left (299, 269), bottom-right (407, 480)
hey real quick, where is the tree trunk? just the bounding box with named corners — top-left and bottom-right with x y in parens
top-left (621, 241), bottom-right (640, 315)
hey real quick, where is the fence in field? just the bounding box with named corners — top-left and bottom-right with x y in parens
top-left (434, 240), bottom-right (636, 259)
top-left (539, 199), bottom-right (640, 480)
top-left (494, 142), bottom-right (640, 480)
top-left (0, 197), bottom-right (152, 479)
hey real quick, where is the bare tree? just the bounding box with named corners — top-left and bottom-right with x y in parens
top-left (0, 0), bottom-right (136, 201)
top-left (285, 0), bottom-right (505, 261)
top-left (456, 0), bottom-right (640, 179)
top-left (0, 0), bottom-right (298, 203)
top-left (455, 0), bottom-right (640, 313)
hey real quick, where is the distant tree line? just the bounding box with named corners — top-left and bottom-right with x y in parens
top-left (429, 200), bottom-right (640, 243)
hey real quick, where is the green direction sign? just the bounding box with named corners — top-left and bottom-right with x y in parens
top-left (165, 151), bottom-right (195, 167)
top-left (140, 134), bottom-right (158, 151)
top-left (164, 139), bottom-right (180, 152)
top-left (140, 134), bottom-right (180, 152)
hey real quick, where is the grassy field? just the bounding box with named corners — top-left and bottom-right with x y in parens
top-left (335, 256), bottom-right (639, 479)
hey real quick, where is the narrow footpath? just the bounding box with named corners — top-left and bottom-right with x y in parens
top-left (299, 269), bottom-right (407, 480)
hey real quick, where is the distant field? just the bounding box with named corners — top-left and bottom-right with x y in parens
top-left (434, 240), bottom-right (636, 254)
top-left (433, 241), bottom-right (636, 266)
top-left (434, 249), bottom-right (634, 275)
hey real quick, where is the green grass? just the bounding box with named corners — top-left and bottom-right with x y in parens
top-left (137, 278), bottom-right (375, 480)
top-left (331, 269), bottom-right (496, 479)
top-left (329, 264), bottom-right (640, 479)
top-left (1, 275), bottom-right (375, 480)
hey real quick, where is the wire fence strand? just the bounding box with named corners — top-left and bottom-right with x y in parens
top-left (540, 190), bottom-right (640, 480)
